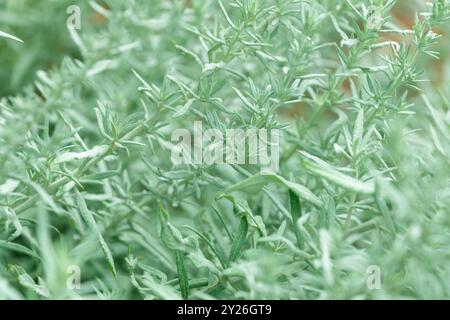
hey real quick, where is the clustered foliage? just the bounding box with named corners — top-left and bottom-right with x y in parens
top-left (0, 0), bottom-right (450, 299)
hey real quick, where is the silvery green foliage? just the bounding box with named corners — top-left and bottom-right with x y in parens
top-left (0, 0), bottom-right (450, 299)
